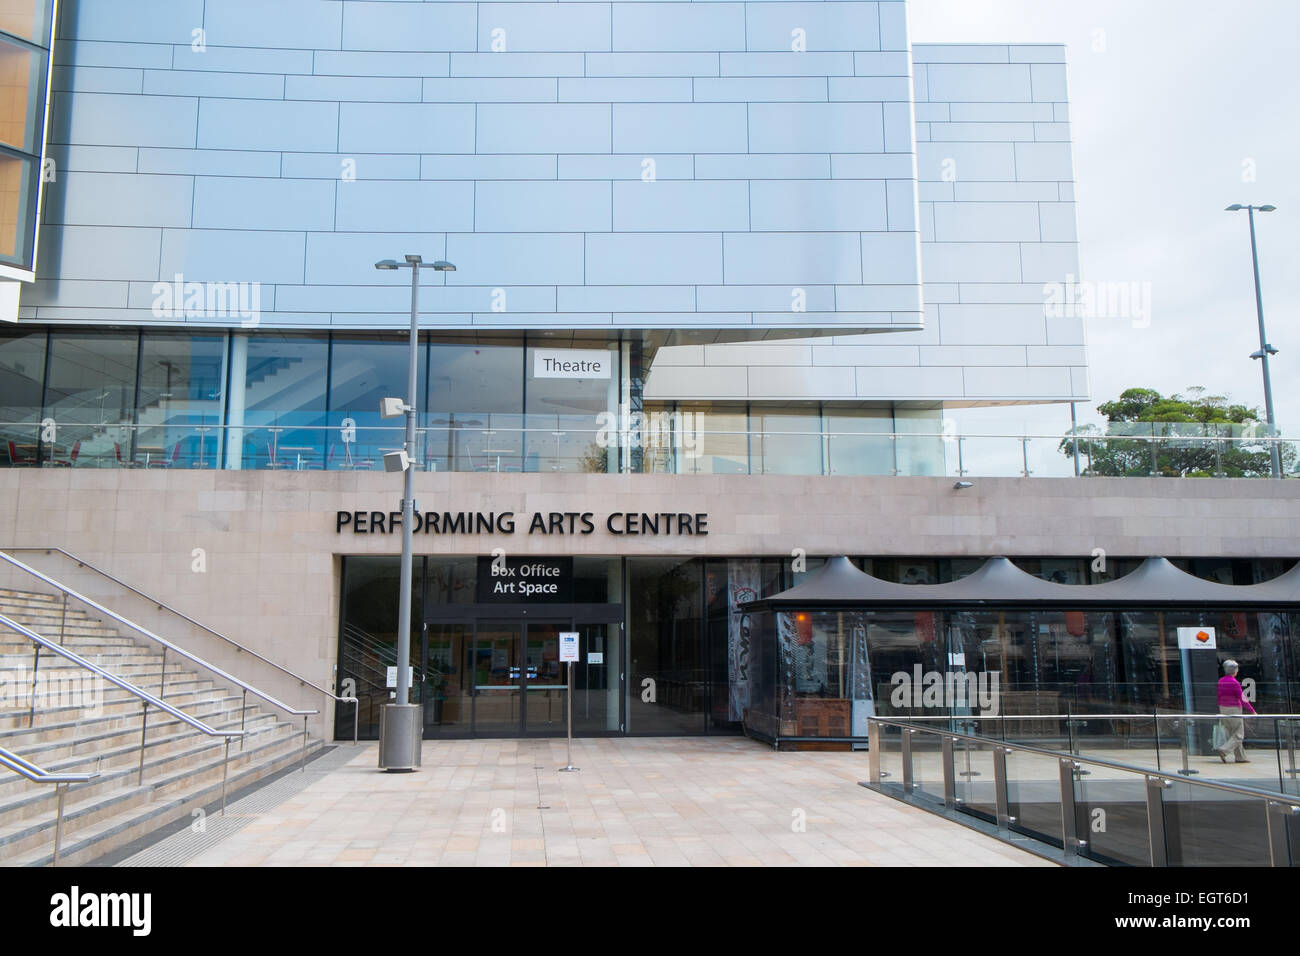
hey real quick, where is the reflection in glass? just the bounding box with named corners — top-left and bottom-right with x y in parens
top-left (43, 331), bottom-right (138, 467)
top-left (0, 0), bottom-right (48, 43)
top-left (0, 37), bottom-right (37, 151)
top-left (326, 334), bottom-right (414, 471)
top-left (137, 332), bottom-right (226, 468)
top-left (242, 333), bottom-right (328, 470)
top-left (0, 324), bottom-right (43, 463)
top-left (826, 406), bottom-right (893, 475)
top-left (524, 341), bottom-right (617, 474)
top-left (752, 406), bottom-right (821, 475)
top-left (0, 152), bottom-right (29, 261)
top-left (426, 340), bottom-right (523, 472)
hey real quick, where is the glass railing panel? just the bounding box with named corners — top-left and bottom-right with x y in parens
top-left (1073, 771), bottom-right (1150, 866)
top-left (953, 735), bottom-right (998, 823)
top-left (907, 728), bottom-right (945, 806)
top-left (1159, 780), bottom-right (1272, 866)
top-left (1005, 749), bottom-right (1065, 847)
top-left (1278, 718), bottom-right (1300, 798)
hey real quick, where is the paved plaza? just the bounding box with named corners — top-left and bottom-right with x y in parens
top-left (168, 738), bottom-right (1053, 867)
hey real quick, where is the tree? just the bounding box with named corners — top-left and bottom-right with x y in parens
top-left (1060, 387), bottom-right (1289, 477)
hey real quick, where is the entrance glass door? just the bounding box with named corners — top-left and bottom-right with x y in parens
top-left (523, 620), bottom-right (568, 736)
top-left (422, 620), bottom-right (471, 737)
top-left (473, 619), bottom-right (523, 735)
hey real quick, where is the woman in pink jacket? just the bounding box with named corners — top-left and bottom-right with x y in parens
top-left (1216, 660), bottom-right (1256, 764)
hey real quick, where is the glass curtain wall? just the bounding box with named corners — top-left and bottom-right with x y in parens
top-left (524, 339), bottom-right (618, 473)
top-left (137, 333), bottom-right (226, 468)
top-left (0, 323), bottom-right (42, 462)
top-left (426, 338), bottom-right (524, 473)
top-left (0, 1), bottom-right (53, 270)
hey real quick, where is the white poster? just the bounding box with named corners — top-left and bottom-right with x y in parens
top-left (1177, 627), bottom-right (1217, 650)
top-left (727, 559), bottom-right (761, 722)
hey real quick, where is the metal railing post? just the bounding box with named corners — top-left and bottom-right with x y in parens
top-left (353, 699), bottom-right (360, 746)
top-left (1145, 776), bottom-right (1171, 866)
top-left (1059, 758), bottom-right (1082, 857)
top-left (868, 719), bottom-right (881, 786)
top-left (58, 591), bottom-right (68, 645)
top-left (301, 714), bottom-right (308, 771)
top-left (158, 647), bottom-right (167, 699)
top-left (138, 701), bottom-right (149, 785)
top-left (222, 738), bottom-right (231, 816)
top-left (993, 746), bottom-right (1011, 828)
top-left (901, 728), bottom-right (914, 795)
top-left (239, 689), bottom-right (248, 752)
top-left (53, 782), bottom-right (68, 866)
top-left (28, 642), bottom-right (40, 728)
top-left (942, 735), bottom-right (956, 809)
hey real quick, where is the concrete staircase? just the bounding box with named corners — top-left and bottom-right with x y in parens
top-left (0, 588), bottom-right (323, 866)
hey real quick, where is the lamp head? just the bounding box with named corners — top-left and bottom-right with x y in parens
top-left (1259, 204), bottom-right (1277, 213)
top-left (1225, 204), bottom-right (1244, 212)
top-left (432, 260), bottom-right (457, 272)
top-left (375, 260), bottom-right (400, 271)
top-left (404, 254), bottom-right (423, 265)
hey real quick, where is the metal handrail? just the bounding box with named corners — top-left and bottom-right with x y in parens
top-left (869, 716), bottom-right (1294, 799)
top-left (866, 716), bottom-right (1300, 866)
top-left (881, 712), bottom-right (1300, 721)
top-left (0, 746), bottom-right (98, 866)
top-left (0, 612), bottom-right (243, 842)
top-left (7, 547), bottom-right (359, 745)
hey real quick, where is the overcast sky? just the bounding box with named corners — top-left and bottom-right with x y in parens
top-left (911, 0), bottom-right (1299, 430)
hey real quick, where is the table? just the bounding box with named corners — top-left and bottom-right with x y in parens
top-left (280, 445), bottom-right (316, 471)
top-left (481, 448), bottom-right (518, 473)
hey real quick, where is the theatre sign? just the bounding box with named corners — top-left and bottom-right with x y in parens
top-left (335, 510), bottom-right (709, 536)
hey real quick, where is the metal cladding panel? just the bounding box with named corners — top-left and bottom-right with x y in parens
top-left (27, 0), bottom-right (922, 336)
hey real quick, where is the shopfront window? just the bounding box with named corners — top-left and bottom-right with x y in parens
top-left (0, 0), bottom-right (50, 44)
top-left (627, 557), bottom-right (705, 733)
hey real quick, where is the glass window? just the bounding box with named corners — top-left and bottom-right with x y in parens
top-left (826, 406), bottom-right (894, 475)
top-left (327, 334), bottom-right (418, 471)
top-left (337, 556), bottom-right (421, 741)
top-left (0, 0), bottom-right (50, 43)
top-left (242, 333), bottom-right (328, 470)
top-left (426, 338), bottom-right (523, 473)
top-left (137, 332), bottom-right (226, 468)
top-left (675, 402), bottom-right (747, 475)
top-left (0, 151), bottom-right (32, 263)
top-left (524, 339), bottom-right (618, 474)
top-left (894, 407), bottom-right (946, 476)
top-left (0, 324), bottom-right (42, 462)
top-left (627, 557), bottom-right (704, 734)
top-left (44, 330), bottom-right (138, 467)
top-left (752, 406), bottom-right (821, 475)
top-left (0, 37), bottom-right (41, 152)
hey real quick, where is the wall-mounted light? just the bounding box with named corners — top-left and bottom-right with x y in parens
top-left (954, 481), bottom-right (974, 490)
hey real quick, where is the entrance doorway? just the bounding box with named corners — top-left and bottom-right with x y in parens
top-left (421, 609), bottom-right (622, 738)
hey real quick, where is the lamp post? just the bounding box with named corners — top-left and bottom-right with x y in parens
top-left (1225, 204), bottom-right (1281, 478)
top-left (374, 254), bottom-right (456, 771)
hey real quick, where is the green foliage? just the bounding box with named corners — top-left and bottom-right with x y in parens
top-left (1060, 387), bottom-right (1289, 478)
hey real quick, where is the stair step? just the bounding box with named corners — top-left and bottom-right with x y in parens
top-left (0, 733), bottom-right (321, 866)
top-left (0, 718), bottom-right (293, 822)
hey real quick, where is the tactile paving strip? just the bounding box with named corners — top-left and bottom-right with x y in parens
top-left (117, 744), bottom-right (361, 867)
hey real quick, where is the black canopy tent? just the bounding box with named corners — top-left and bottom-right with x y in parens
top-left (740, 555), bottom-right (1300, 610)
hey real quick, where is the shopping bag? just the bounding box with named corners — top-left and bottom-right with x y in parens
top-left (1211, 721), bottom-right (1228, 751)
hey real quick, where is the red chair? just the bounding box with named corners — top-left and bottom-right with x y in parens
top-left (7, 441), bottom-right (36, 466)
top-left (148, 442), bottom-right (182, 468)
top-left (113, 443), bottom-right (138, 468)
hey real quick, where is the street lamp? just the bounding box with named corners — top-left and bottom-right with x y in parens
top-left (373, 253), bottom-right (456, 771)
top-left (1225, 204), bottom-right (1281, 478)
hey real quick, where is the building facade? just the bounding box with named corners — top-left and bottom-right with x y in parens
top-left (1, 0), bottom-right (1296, 744)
